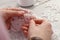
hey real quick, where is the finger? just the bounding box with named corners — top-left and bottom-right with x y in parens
top-left (0, 9), bottom-right (25, 16)
top-left (1, 10), bottom-right (25, 15)
top-left (43, 21), bottom-right (52, 29)
top-left (29, 20), bottom-right (36, 33)
top-left (23, 30), bottom-right (28, 33)
top-left (2, 8), bottom-right (28, 13)
top-left (29, 20), bottom-right (36, 27)
top-left (47, 23), bottom-right (52, 29)
top-left (23, 30), bottom-right (28, 37)
top-left (1, 10), bottom-right (25, 20)
top-left (22, 26), bottom-right (28, 31)
top-left (30, 16), bottom-right (36, 19)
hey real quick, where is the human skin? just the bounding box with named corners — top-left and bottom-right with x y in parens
top-left (0, 8), bottom-right (53, 40)
top-left (22, 19), bottom-right (53, 40)
top-left (0, 8), bottom-right (28, 40)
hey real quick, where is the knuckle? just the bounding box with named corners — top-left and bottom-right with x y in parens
top-left (47, 22), bottom-right (52, 28)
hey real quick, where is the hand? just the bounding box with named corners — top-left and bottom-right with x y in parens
top-left (29, 19), bottom-right (53, 40)
top-left (0, 8), bottom-right (28, 29)
top-left (22, 19), bottom-right (53, 40)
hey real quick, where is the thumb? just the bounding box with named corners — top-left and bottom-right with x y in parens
top-left (28, 20), bottom-right (36, 37)
top-left (29, 20), bottom-right (36, 28)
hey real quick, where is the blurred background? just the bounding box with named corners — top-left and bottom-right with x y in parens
top-left (0, 0), bottom-right (60, 40)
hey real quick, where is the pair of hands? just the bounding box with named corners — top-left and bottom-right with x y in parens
top-left (0, 8), bottom-right (53, 40)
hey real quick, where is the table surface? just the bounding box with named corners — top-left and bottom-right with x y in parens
top-left (0, 0), bottom-right (60, 40)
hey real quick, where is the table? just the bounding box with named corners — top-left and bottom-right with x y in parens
top-left (0, 0), bottom-right (60, 40)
